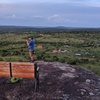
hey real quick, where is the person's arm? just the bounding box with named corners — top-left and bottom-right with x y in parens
top-left (26, 40), bottom-right (29, 46)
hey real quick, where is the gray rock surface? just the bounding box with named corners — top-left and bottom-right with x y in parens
top-left (0, 61), bottom-right (100, 100)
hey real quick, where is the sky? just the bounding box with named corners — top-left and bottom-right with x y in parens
top-left (0, 0), bottom-right (100, 27)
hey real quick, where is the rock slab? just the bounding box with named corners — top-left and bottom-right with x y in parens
top-left (0, 61), bottom-right (100, 100)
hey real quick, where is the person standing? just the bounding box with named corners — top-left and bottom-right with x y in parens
top-left (26, 37), bottom-right (35, 62)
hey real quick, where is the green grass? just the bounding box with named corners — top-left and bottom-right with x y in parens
top-left (0, 32), bottom-right (100, 76)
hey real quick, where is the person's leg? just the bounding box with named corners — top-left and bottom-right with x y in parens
top-left (31, 56), bottom-right (34, 62)
top-left (29, 50), bottom-right (34, 62)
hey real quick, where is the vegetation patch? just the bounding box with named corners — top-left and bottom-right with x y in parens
top-left (0, 28), bottom-right (100, 76)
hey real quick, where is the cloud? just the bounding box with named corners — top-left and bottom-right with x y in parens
top-left (12, 14), bottom-right (16, 18)
top-left (0, 1), bottom-right (100, 27)
top-left (47, 14), bottom-right (77, 24)
top-left (32, 15), bottom-right (43, 19)
top-left (65, 19), bottom-right (77, 23)
top-left (87, 2), bottom-right (100, 7)
top-left (2, 14), bottom-right (19, 20)
top-left (47, 14), bottom-right (60, 20)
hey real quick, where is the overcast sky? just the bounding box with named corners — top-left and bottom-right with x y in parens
top-left (0, 0), bottom-right (100, 27)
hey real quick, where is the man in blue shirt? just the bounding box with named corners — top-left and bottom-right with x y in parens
top-left (26, 37), bottom-right (34, 62)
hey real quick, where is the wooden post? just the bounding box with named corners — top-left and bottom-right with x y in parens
top-left (34, 62), bottom-right (39, 92)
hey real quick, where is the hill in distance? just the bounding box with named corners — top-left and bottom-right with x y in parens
top-left (0, 25), bottom-right (100, 33)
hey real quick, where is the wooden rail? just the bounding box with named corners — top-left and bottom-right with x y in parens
top-left (0, 62), bottom-right (39, 91)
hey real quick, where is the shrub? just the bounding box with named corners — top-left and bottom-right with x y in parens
top-left (59, 58), bottom-right (66, 63)
top-left (66, 58), bottom-right (79, 65)
top-left (52, 56), bottom-right (59, 61)
top-left (0, 57), bottom-right (3, 61)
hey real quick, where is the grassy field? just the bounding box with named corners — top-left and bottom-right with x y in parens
top-left (0, 30), bottom-right (100, 76)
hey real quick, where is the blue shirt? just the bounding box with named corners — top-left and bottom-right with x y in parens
top-left (28, 40), bottom-right (34, 50)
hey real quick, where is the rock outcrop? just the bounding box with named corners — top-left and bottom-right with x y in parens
top-left (0, 61), bottom-right (100, 100)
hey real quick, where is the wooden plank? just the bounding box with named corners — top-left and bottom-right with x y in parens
top-left (0, 62), bottom-right (10, 77)
top-left (12, 62), bottom-right (35, 78)
top-left (12, 73), bottom-right (35, 78)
